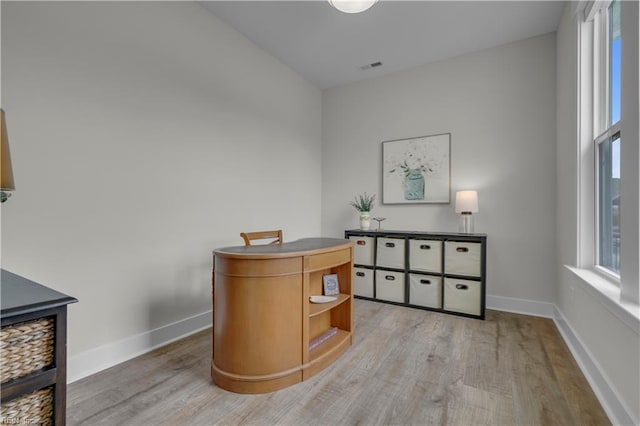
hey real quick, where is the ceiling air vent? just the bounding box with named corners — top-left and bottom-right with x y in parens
top-left (359, 61), bottom-right (383, 71)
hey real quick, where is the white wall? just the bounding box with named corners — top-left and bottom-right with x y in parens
top-left (1, 1), bottom-right (321, 364)
top-left (619, 0), bottom-right (640, 305)
top-left (322, 34), bottom-right (558, 304)
top-left (555, 3), bottom-right (639, 424)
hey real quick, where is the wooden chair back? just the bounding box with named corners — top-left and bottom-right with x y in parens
top-left (240, 230), bottom-right (283, 246)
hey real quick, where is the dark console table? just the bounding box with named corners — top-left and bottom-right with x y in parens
top-left (1, 269), bottom-right (77, 425)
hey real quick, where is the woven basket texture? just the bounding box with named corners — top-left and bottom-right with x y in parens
top-left (0, 318), bottom-right (54, 384)
top-left (0, 386), bottom-right (53, 426)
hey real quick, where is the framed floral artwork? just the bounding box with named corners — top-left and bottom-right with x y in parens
top-left (382, 133), bottom-right (451, 204)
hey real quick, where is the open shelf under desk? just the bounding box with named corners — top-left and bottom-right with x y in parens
top-left (308, 293), bottom-right (350, 317)
top-left (308, 328), bottom-right (350, 362)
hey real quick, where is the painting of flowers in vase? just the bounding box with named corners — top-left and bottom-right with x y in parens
top-left (382, 133), bottom-right (450, 204)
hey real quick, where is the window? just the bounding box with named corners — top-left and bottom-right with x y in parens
top-left (608, 0), bottom-right (621, 125)
top-left (597, 132), bottom-right (620, 274)
top-left (594, 0), bottom-right (622, 277)
top-left (578, 0), bottom-right (640, 305)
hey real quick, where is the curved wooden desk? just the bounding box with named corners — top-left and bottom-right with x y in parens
top-left (212, 238), bottom-right (354, 394)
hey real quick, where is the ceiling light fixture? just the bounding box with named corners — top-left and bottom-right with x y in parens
top-left (328, 0), bottom-right (377, 14)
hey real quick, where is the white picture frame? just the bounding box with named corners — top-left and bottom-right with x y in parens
top-left (322, 274), bottom-right (340, 296)
top-left (382, 133), bottom-right (451, 204)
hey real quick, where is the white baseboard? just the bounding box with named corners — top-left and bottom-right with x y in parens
top-left (67, 310), bottom-right (212, 384)
top-left (486, 294), bottom-right (555, 318)
top-left (552, 306), bottom-right (636, 426)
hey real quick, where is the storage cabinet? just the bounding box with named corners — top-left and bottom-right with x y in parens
top-left (444, 241), bottom-right (482, 277)
top-left (375, 270), bottom-right (404, 303)
top-left (376, 237), bottom-right (405, 269)
top-left (346, 230), bottom-right (486, 319)
top-left (409, 239), bottom-right (442, 273)
top-left (409, 274), bottom-right (442, 309)
top-left (1, 270), bottom-right (77, 425)
top-left (444, 278), bottom-right (482, 316)
top-left (349, 236), bottom-right (374, 265)
top-left (353, 267), bottom-right (374, 298)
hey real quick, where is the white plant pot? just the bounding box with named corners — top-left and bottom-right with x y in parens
top-left (359, 212), bottom-right (371, 230)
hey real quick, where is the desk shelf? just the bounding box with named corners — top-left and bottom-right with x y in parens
top-left (309, 293), bottom-right (350, 317)
top-left (309, 329), bottom-right (351, 363)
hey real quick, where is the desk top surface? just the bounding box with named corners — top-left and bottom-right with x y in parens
top-left (1, 269), bottom-right (78, 318)
top-left (214, 237), bottom-right (352, 258)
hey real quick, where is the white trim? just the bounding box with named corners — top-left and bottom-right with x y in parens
top-left (584, 0), bottom-right (611, 23)
top-left (486, 294), bottom-right (555, 318)
top-left (566, 265), bottom-right (640, 333)
top-left (578, 16), bottom-right (596, 269)
top-left (67, 310), bottom-right (212, 383)
top-left (594, 121), bottom-right (622, 144)
top-left (553, 306), bottom-right (637, 426)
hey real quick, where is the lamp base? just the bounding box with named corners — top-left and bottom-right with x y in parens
top-left (0, 191), bottom-right (11, 203)
top-left (459, 213), bottom-right (474, 233)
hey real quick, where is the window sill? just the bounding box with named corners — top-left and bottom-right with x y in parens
top-left (565, 266), bottom-right (640, 334)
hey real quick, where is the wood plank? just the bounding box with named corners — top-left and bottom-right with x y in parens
top-left (538, 315), bottom-right (611, 425)
top-left (67, 303), bottom-right (610, 425)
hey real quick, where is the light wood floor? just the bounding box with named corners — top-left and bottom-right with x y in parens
top-left (67, 300), bottom-right (610, 425)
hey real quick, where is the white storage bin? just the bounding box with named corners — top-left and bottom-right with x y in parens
top-left (376, 237), bottom-right (405, 269)
top-left (409, 274), bottom-right (442, 308)
top-left (375, 270), bottom-right (405, 303)
top-left (409, 239), bottom-right (442, 273)
top-left (349, 236), bottom-right (375, 266)
top-left (443, 278), bottom-right (481, 316)
top-left (444, 241), bottom-right (482, 277)
top-left (353, 267), bottom-right (374, 298)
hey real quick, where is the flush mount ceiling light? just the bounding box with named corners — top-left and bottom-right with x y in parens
top-left (328, 0), bottom-right (378, 14)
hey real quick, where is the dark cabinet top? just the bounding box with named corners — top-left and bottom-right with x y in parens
top-left (1, 269), bottom-right (78, 318)
top-left (345, 229), bottom-right (487, 239)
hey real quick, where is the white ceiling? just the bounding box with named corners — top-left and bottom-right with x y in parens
top-left (201, 1), bottom-right (565, 89)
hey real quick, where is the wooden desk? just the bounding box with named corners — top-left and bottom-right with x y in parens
top-left (212, 238), bottom-right (354, 394)
top-left (1, 270), bottom-right (77, 425)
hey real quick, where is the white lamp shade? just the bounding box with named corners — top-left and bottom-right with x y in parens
top-left (1, 109), bottom-right (15, 191)
top-left (455, 190), bottom-right (478, 214)
top-left (328, 0), bottom-right (377, 13)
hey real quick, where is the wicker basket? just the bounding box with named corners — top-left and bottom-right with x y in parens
top-left (0, 318), bottom-right (54, 384)
top-left (0, 386), bottom-right (54, 426)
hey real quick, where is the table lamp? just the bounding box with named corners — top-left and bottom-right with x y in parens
top-left (455, 190), bottom-right (478, 233)
top-left (1, 109), bottom-right (15, 203)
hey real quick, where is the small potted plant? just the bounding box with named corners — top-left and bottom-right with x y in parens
top-left (350, 193), bottom-right (376, 230)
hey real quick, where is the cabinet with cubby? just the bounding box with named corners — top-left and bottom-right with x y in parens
top-left (212, 238), bottom-right (353, 393)
top-left (346, 230), bottom-right (486, 320)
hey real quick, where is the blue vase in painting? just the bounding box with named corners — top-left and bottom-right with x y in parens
top-left (403, 169), bottom-right (425, 200)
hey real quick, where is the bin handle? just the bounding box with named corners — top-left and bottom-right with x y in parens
top-left (357, 240), bottom-right (366, 245)
top-left (356, 272), bottom-right (365, 277)
top-left (385, 242), bottom-right (395, 248)
top-left (455, 284), bottom-right (469, 290)
top-left (420, 279), bottom-right (431, 285)
top-left (385, 275), bottom-right (395, 281)
top-left (456, 247), bottom-right (469, 253)
top-left (420, 244), bottom-right (431, 250)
